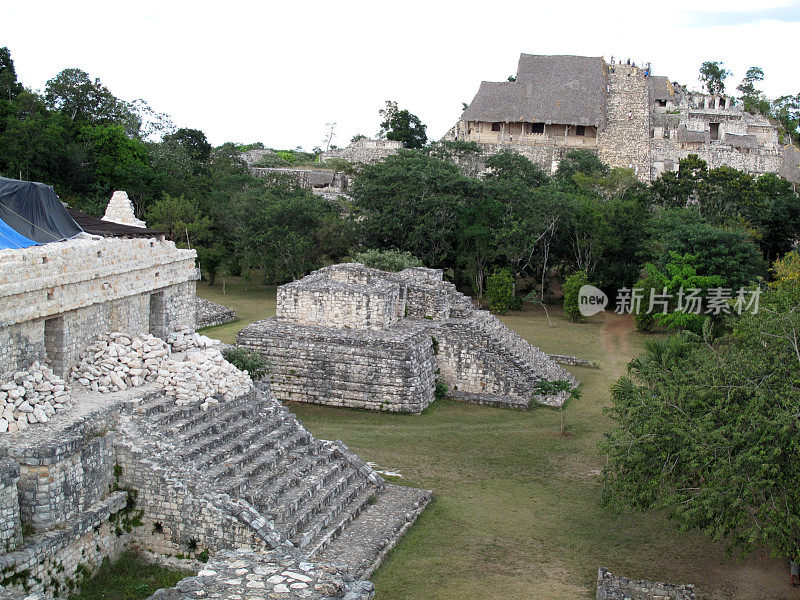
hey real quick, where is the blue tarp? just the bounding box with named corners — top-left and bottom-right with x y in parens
top-left (0, 217), bottom-right (37, 249)
top-left (0, 177), bottom-right (82, 244)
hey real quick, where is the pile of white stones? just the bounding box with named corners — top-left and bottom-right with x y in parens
top-left (156, 348), bottom-right (252, 410)
top-left (0, 362), bottom-right (72, 433)
top-left (167, 328), bottom-right (221, 353)
top-left (71, 331), bottom-right (250, 411)
top-left (71, 332), bottom-right (170, 393)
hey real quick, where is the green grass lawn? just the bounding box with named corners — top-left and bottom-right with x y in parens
top-left (196, 285), bottom-right (791, 599)
top-left (70, 551), bottom-right (192, 600)
top-left (196, 278), bottom-right (277, 343)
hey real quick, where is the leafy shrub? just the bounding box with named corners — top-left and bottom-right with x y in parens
top-left (222, 347), bottom-right (269, 379)
top-left (562, 270), bottom-right (589, 322)
top-left (353, 248), bottom-right (423, 272)
top-left (434, 379), bottom-right (448, 401)
top-left (486, 269), bottom-right (521, 314)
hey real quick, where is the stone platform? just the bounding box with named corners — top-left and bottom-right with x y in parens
top-left (237, 263), bottom-right (576, 413)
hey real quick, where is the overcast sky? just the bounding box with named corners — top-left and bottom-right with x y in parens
top-left (3, 1), bottom-right (798, 150)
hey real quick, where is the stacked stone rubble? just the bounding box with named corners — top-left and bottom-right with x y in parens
top-left (195, 297), bottom-right (236, 329)
top-left (156, 348), bottom-right (252, 409)
top-left (71, 332), bottom-right (169, 392)
top-left (70, 331), bottom-right (251, 409)
top-left (0, 362), bottom-right (71, 433)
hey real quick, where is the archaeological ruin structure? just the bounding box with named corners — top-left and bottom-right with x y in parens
top-left (445, 54), bottom-right (800, 185)
top-left (237, 263), bottom-right (576, 413)
top-left (0, 187), bottom-right (430, 600)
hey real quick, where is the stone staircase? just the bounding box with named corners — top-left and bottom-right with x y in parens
top-left (435, 292), bottom-right (576, 408)
top-left (119, 388), bottom-right (430, 576)
top-left (123, 387), bottom-right (385, 554)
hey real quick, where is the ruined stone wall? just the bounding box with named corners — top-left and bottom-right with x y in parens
top-left (115, 431), bottom-right (275, 557)
top-left (0, 492), bottom-right (130, 597)
top-left (250, 168), bottom-right (349, 198)
top-left (0, 402), bottom-right (131, 596)
top-left (240, 263), bottom-right (575, 411)
top-left (320, 139), bottom-right (402, 164)
top-left (599, 64), bottom-right (651, 181)
top-left (195, 297), bottom-right (236, 329)
top-left (1, 405), bottom-right (120, 533)
top-left (0, 237), bottom-right (197, 375)
top-left (238, 321), bottom-right (436, 413)
top-left (0, 322), bottom-right (45, 381)
top-left (277, 272), bottom-right (399, 331)
top-left (0, 460), bottom-right (21, 552)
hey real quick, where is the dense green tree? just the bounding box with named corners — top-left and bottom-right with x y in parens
top-left (602, 287), bottom-right (800, 571)
top-left (736, 66), bottom-right (770, 115)
top-left (352, 249), bottom-right (423, 272)
top-left (44, 68), bottom-right (139, 136)
top-left (0, 47), bottom-right (22, 101)
top-left (633, 252), bottom-right (723, 334)
top-left (226, 177), bottom-right (348, 283)
top-left (562, 270), bottom-right (589, 322)
top-left (164, 128), bottom-right (212, 162)
top-left (378, 100), bottom-right (427, 149)
top-left (555, 149), bottom-right (608, 182)
top-left (351, 150), bottom-right (474, 269)
top-left (484, 150), bottom-right (548, 188)
top-left (774, 93), bottom-right (800, 145)
top-left (647, 209), bottom-right (765, 288)
top-left (698, 60), bottom-right (732, 96)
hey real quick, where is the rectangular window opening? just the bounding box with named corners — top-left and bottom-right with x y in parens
top-left (491, 122), bottom-right (501, 132)
top-left (710, 122), bottom-right (720, 141)
top-left (531, 122), bottom-right (544, 134)
top-left (576, 125), bottom-right (586, 136)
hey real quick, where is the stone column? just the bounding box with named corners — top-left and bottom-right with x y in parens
top-left (0, 459), bottom-right (22, 552)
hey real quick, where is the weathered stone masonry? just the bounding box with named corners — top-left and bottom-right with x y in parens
top-left (238, 263), bottom-right (576, 412)
top-left (0, 237), bottom-right (197, 377)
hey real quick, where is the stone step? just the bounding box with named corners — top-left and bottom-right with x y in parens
top-left (220, 440), bottom-right (329, 498)
top-left (291, 480), bottom-right (375, 549)
top-left (203, 421), bottom-right (303, 478)
top-left (208, 428), bottom-right (313, 486)
top-left (278, 466), bottom-right (367, 541)
top-left (246, 442), bottom-right (334, 502)
top-left (260, 458), bottom-right (351, 521)
top-left (164, 397), bottom-right (266, 437)
top-left (133, 392), bottom-right (177, 418)
top-left (313, 484), bottom-right (433, 578)
top-left (179, 410), bottom-right (283, 460)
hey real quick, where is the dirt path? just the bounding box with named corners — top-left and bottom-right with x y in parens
top-left (598, 311), bottom-right (637, 377)
top-left (596, 311), bottom-right (796, 600)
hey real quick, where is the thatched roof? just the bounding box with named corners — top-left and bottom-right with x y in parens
top-left (648, 76), bottom-right (673, 101)
top-left (461, 54), bottom-right (607, 128)
top-left (725, 133), bottom-right (758, 150)
top-left (677, 125), bottom-right (708, 144)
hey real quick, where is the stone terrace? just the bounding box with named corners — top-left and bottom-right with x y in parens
top-left (238, 263), bottom-right (576, 413)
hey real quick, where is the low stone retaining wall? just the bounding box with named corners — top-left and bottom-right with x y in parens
top-left (596, 567), bottom-right (696, 600)
top-left (195, 298), bottom-right (236, 329)
top-left (148, 548), bottom-right (375, 600)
